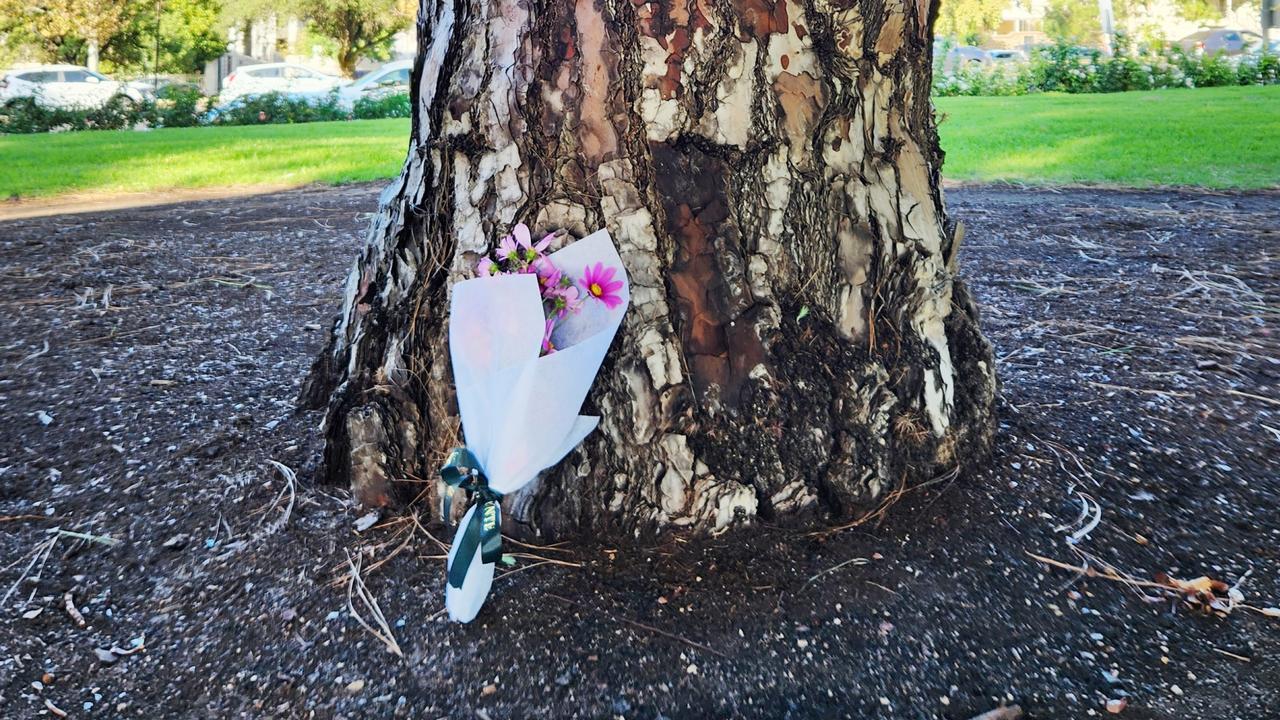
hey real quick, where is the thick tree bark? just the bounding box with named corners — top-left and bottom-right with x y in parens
top-left (302, 0), bottom-right (998, 538)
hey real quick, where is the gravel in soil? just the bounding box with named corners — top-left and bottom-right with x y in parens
top-left (0, 183), bottom-right (1277, 719)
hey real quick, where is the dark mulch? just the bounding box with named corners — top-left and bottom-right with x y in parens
top-left (1, 183), bottom-right (1276, 719)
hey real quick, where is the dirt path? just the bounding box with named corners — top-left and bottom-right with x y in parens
top-left (0, 184), bottom-right (1276, 719)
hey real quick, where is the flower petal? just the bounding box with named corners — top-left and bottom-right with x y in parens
top-left (514, 223), bottom-right (531, 249)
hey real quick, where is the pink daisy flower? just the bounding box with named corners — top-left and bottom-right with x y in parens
top-left (581, 262), bottom-right (623, 310)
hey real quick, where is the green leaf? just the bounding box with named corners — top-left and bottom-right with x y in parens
top-left (501, 554), bottom-right (517, 567)
top-left (796, 305), bottom-right (810, 321)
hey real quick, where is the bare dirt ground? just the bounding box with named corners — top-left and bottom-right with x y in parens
top-left (1, 183), bottom-right (1276, 719)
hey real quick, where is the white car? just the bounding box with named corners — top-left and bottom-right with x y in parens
top-left (337, 61), bottom-right (412, 109)
top-left (219, 63), bottom-right (343, 101)
top-left (0, 65), bottom-right (149, 109)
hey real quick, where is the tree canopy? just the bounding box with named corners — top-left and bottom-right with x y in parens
top-left (0, 0), bottom-right (226, 73)
top-left (1044, 0), bottom-right (1103, 45)
top-left (935, 0), bottom-right (1007, 44)
top-left (299, 0), bottom-right (412, 77)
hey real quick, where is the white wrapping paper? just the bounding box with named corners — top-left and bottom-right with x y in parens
top-left (443, 229), bottom-right (630, 622)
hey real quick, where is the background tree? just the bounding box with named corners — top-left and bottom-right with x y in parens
top-left (300, 0), bottom-right (412, 77)
top-left (154, 0), bottom-right (228, 73)
top-left (935, 0), bottom-right (1007, 44)
top-left (304, 0), bottom-right (999, 538)
top-left (0, 0), bottom-right (130, 69)
top-left (219, 0), bottom-right (295, 56)
top-left (1045, 0), bottom-right (1102, 44)
top-left (0, 0), bottom-right (223, 73)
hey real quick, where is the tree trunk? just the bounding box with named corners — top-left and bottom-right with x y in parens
top-left (87, 38), bottom-right (101, 71)
top-left (303, 0), bottom-right (998, 539)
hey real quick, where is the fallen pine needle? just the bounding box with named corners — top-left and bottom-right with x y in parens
top-left (967, 707), bottom-right (1022, 720)
top-left (1212, 647), bottom-right (1251, 662)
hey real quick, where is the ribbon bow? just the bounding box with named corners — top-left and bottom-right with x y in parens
top-left (439, 447), bottom-right (504, 589)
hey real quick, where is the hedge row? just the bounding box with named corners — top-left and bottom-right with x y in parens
top-left (0, 86), bottom-right (412, 134)
top-left (935, 41), bottom-right (1280, 97)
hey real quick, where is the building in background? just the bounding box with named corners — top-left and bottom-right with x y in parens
top-left (988, 0), bottom-right (1051, 49)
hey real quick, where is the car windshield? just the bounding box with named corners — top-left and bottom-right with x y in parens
top-left (365, 68), bottom-right (409, 87)
top-left (62, 70), bottom-right (103, 83)
top-left (19, 71), bottom-right (59, 83)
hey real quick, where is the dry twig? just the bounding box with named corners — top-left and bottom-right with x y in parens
top-left (344, 551), bottom-right (404, 658)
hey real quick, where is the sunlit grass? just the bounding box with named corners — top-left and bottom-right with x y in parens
top-left (935, 85), bottom-right (1280, 189)
top-left (0, 119), bottom-right (411, 199)
top-left (2, 85), bottom-right (1278, 200)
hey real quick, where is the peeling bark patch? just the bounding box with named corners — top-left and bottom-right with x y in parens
top-left (638, 0), bottom-right (709, 101)
top-left (573, 0), bottom-right (620, 162)
top-left (653, 143), bottom-right (765, 408)
top-left (772, 71), bottom-right (824, 165)
top-left (733, 0), bottom-right (788, 38)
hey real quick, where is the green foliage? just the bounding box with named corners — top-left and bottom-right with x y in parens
top-left (153, 84), bottom-right (206, 127)
top-left (1044, 0), bottom-right (1101, 46)
top-left (300, 0), bottom-right (412, 77)
top-left (935, 0), bottom-right (1006, 43)
top-left (1172, 0), bottom-right (1223, 22)
top-left (934, 63), bottom-right (1035, 96)
top-left (211, 91), bottom-right (351, 125)
top-left (0, 0), bottom-right (134, 68)
top-left (353, 92), bottom-right (411, 119)
top-left (0, 94), bottom-right (149, 134)
top-left (934, 39), bottom-right (1280, 97)
top-left (0, 0), bottom-right (225, 74)
top-left (1, 84), bottom-right (414, 134)
top-left (155, 0), bottom-right (229, 73)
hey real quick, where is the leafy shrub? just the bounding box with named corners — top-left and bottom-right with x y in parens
top-left (154, 84), bottom-right (205, 128)
top-left (933, 37), bottom-right (1279, 97)
top-left (210, 91), bottom-right (350, 125)
top-left (0, 94), bottom-right (152, 134)
top-left (353, 92), bottom-right (411, 119)
top-left (1030, 42), bottom-right (1102, 93)
top-left (1196, 52), bottom-right (1238, 87)
top-left (1236, 53), bottom-right (1280, 85)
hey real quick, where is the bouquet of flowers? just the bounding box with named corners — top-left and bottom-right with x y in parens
top-left (440, 224), bottom-right (629, 622)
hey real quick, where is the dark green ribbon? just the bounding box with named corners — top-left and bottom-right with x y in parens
top-left (439, 447), bottom-right (504, 589)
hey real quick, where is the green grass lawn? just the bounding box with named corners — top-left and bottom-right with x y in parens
top-left (0, 119), bottom-right (411, 200)
top-left (935, 85), bottom-right (1280, 189)
top-left (2, 85), bottom-right (1277, 201)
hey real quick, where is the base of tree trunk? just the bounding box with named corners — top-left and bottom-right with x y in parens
top-left (301, 0), bottom-right (999, 540)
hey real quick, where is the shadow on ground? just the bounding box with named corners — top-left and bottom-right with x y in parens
top-left (0, 183), bottom-right (1276, 719)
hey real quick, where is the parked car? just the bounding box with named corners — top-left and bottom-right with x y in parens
top-left (0, 64), bottom-right (150, 109)
top-left (1178, 29), bottom-right (1264, 56)
top-left (941, 46), bottom-right (992, 73)
top-left (337, 60), bottom-right (411, 109)
top-left (219, 63), bottom-right (343, 101)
